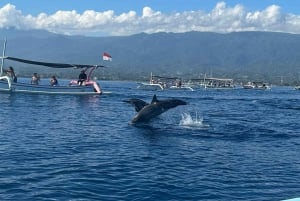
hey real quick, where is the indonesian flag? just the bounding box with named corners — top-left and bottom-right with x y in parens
top-left (103, 52), bottom-right (112, 61)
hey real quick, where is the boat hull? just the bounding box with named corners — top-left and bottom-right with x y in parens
top-left (137, 82), bottom-right (164, 90)
top-left (242, 82), bottom-right (271, 90)
top-left (0, 80), bottom-right (102, 95)
top-left (169, 85), bottom-right (194, 91)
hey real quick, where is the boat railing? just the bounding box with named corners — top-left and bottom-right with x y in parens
top-left (86, 66), bottom-right (96, 82)
top-left (0, 75), bottom-right (12, 90)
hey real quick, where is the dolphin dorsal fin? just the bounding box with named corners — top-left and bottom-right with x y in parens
top-left (151, 94), bottom-right (158, 104)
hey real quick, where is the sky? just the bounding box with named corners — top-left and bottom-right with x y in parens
top-left (0, 0), bottom-right (300, 36)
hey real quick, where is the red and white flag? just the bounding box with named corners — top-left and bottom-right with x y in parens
top-left (103, 52), bottom-right (112, 61)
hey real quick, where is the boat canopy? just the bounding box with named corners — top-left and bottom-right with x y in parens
top-left (152, 75), bottom-right (179, 80)
top-left (4, 56), bottom-right (105, 69)
top-left (190, 77), bottom-right (233, 82)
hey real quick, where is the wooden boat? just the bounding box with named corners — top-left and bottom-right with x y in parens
top-left (0, 40), bottom-right (106, 95)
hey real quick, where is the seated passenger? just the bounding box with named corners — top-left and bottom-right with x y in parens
top-left (50, 75), bottom-right (58, 86)
top-left (4, 66), bottom-right (17, 82)
top-left (31, 73), bottom-right (40, 85)
top-left (77, 70), bottom-right (87, 86)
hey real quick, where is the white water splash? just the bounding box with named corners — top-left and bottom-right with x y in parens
top-left (179, 112), bottom-right (209, 129)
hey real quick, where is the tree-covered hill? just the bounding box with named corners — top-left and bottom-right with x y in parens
top-left (1, 28), bottom-right (300, 85)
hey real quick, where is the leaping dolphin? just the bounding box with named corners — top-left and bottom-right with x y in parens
top-left (124, 95), bottom-right (187, 123)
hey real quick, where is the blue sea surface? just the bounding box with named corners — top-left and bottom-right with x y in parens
top-left (0, 81), bottom-right (300, 201)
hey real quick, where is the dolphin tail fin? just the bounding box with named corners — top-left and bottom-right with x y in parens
top-left (151, 94), bottom-right (159, 104)
top-left (123, 98), bottom-right (149, 112)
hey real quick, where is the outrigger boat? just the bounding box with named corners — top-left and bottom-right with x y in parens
top-left (137, 72), bottom-right (194, 91)
top-left (137, 72), bottom-right (164, 90)
top-left (242, 81), bottom-right (271, 90)
top-left (188, 77), bottom-right (235, 89)
top-left (0, 41), bottom-right (105, 95)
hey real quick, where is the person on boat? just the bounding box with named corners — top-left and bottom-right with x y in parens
top-left (177, 80), bottom-right (182, 88)
top-left (77, 70), bottom-right (87, 86)
top-left (31, 73), bottom-right (40, 85)
top-left (50, 75), bottom-right (58, 86)
top-left (4, 66), bottom-right (17, 82)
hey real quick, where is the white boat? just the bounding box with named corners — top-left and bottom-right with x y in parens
top-left (188, 77), bottom-right (235, 89)
top-left (0, 41), bottom-right (105, 95)
top-left (137, 73), bottom-right (193, 91)
top-left (243, 81), bottom-right (271, 90)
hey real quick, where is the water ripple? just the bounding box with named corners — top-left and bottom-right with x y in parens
top-left (0, 82), bottom-right (300, 200)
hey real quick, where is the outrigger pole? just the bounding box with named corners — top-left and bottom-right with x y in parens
top-left (0, 38), bottom-right (7, 76)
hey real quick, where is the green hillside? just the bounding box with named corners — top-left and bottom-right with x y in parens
top-left (1, 29), bottom-right (300, 85)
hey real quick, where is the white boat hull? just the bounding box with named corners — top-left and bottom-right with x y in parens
top-left (137, 82), bottom-right (164, 90)
top-left (169, 85), bottom-right (194, 91)
top-left (0, 79), bottom-right (102, 95)
top-left (243, 82), bottom-right (271, 90)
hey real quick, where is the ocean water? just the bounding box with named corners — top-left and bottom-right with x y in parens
top-left (0, 80), bottom-right (300, 201)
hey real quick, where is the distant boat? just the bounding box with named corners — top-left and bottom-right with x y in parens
top-left (0, 40), bottom-right (106, 95)
top-left (137, 72), bottom-right (164, 90)
top-left (295, 86), bottom-right (300, 90)
top-left (188, 77), bottom-right (235, 89)
top-left (243, 81), bottom-right (271, 90)
top-left (137, 72), bottom-right (193, 91)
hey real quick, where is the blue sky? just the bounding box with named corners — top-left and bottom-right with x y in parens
top-left (1, 0), bottom-right (299, 14)
top-left (0, 0), bottom-right (300, 36)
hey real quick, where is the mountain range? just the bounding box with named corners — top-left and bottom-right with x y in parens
top-left (1, 28), bottom-right (300, 85)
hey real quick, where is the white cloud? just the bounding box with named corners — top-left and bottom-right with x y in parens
top-left (0, 4), bottom-right (27, 29)
top-left (1, 2), bottom-right (300, 36)
top-left (142, 6), bottom-right (161, 18)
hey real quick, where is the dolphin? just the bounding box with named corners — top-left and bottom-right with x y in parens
top-left (124, 94), bottom-right (187, 123)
